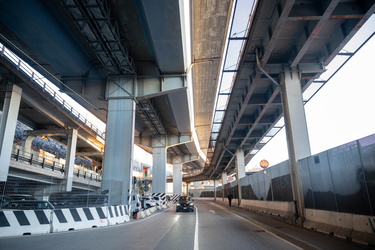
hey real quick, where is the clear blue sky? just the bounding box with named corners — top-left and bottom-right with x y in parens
top-left (247, 15), bottom-right (375, 170)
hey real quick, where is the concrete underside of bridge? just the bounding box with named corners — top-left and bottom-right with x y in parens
top-left (0, 1), bottom-right (374, 211)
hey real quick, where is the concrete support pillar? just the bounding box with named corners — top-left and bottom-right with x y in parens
top-left (186, 182), bottom-right (190, 196)
top-left (281, 70), bottom-right (312, 225)
top-left (62, 129), bottom-right (78, 191)
top-left (235, 147), bottom-right (245, 205)
top-left (222, 172), bottom-right (228, 185)
top-left (0, 85), bottom-right (22, 181)
top-left (173, 163), bottom-right (182, 195)
top-left (152, 135), bottom-right (167, 193)
top-left (102, 92), bottom-right (136, 206)
top-left (235, 148), bottom-right (246, 179)
top-left (21, 134), bottom-right (35, 154)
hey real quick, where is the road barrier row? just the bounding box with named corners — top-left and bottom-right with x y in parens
top-left (136, 204), bottom-right (167, 219)
top-left (0, 205), bottom-right (129, 237)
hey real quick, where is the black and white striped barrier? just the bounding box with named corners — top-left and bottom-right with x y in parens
top-left (107, 205), bottom-right (129, 225)
top-left (0, 210), bottom-right (53, 237)
top-left (152, 193), bottom-right (166, 204)
top-left (52, 207), bottom-right (108, 232)
top-left (170, 194), bottom-right (181, 204)
top-left (0, 205), bottom-right (129, 237)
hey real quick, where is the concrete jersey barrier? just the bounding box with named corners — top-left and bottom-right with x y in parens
top-left (0, 205), bottom-right (130, 237)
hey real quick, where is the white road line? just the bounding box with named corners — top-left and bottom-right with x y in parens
top-left (194, 206), bottom-right (199, 250)
top-left (156, 214), bottom-right (181, 242)
top-left (211, 203), bottom-right (305, 250)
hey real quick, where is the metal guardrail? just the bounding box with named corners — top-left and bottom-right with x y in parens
top-left (11, 146), bottom-right (102, 183)
top-left (0, 43), bottom-right (106, 139)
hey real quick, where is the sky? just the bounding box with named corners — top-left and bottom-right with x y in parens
top-left (246, 15), bottom-right (375, 170)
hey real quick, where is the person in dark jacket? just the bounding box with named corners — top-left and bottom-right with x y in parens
top-left (227, 193), bottom-right (233, 207)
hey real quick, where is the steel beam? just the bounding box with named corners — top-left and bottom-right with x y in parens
top-left (136, 76), bottom-right (187, 99)
top-left (171, 154), bottom-right (199, 165)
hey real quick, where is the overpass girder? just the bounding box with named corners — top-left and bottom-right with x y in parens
top-left (170, 154), bottom-right (199, 165)
top-left (136, 134), bottom-right (192, 149)
top-left (106, 76), bottom-right (187, 100)
top-left (136, 76), bottom-right (187, 99)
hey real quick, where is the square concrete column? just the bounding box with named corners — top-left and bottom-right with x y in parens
top-left (173, 163), bottom-right (182, 195)
top-left (62, 129), bottom-right (78, 191)
top-left (21, 134), bottom-right (35, 155)
top-left (235, 147), bottom-right (245, 205)
top-left (152, 135), bottom-right (167, 193)
top-left (102, 96), bottom-right (136, 206)
top-left (281, 70), bottom-right (312, 224)
top-left (0, 85), bottom-right (22, 181)
top-left (221, 172), bottom-right (228, 185)
top-left (235, 148), bottom-right (246, 179)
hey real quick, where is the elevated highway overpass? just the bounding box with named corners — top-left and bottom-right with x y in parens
top-left (202, 0), bottom-right (375, 180)
top-left (0, 0), bottom-right (233, 185)
top-left (0, 0), bottom-right (374, 226)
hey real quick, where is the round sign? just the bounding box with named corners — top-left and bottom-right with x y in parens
top-left (260, 159), bottom-right (269, 169)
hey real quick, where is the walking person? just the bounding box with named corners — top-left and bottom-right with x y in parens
top-left (227, 193), bottom-right (233, 207)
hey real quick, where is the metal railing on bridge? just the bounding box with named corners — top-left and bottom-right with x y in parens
top-left (0, 42), bottom-right (106, 139)
top-left (11, 145), bottom-right (102, 183)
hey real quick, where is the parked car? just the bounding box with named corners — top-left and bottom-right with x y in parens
top-left (48, 191), bottom-right (85, 205)
top-left (1, 200), bottom-right (55, 210)
top-left (142, 197), bottom-right (156, 208)
top-left (132, 194), bottom-right (142, 213)
top-left (50, 193), bottom-right (108, 208)
top-left (0, 194), bottom-right (37, 208)
top-left (176, 196), bottom-right (194, 212)
top-left (153, 196), bottom-right (164, 206)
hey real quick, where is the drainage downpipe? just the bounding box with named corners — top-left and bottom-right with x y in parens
top-left (255, 48), bottom-right (280, 88)
top-left (255, 48), bottom-right (304, 225)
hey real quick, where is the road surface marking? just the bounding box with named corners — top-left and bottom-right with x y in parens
top-left (194, 206), bottom-right (199, 250)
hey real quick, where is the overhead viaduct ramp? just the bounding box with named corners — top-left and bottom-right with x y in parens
top-left (191, 0), bottom-right (375, 182)
top-left (0, 0), bottom-right (233, 196)
top-left (0, 55), bottom-right (105, 162)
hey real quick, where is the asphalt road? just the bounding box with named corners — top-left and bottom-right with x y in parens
top-left (0, 201), bottom-right (372, 250)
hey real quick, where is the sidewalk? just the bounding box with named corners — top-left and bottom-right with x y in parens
top-left (213, 201), bottom-right (374, 250)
